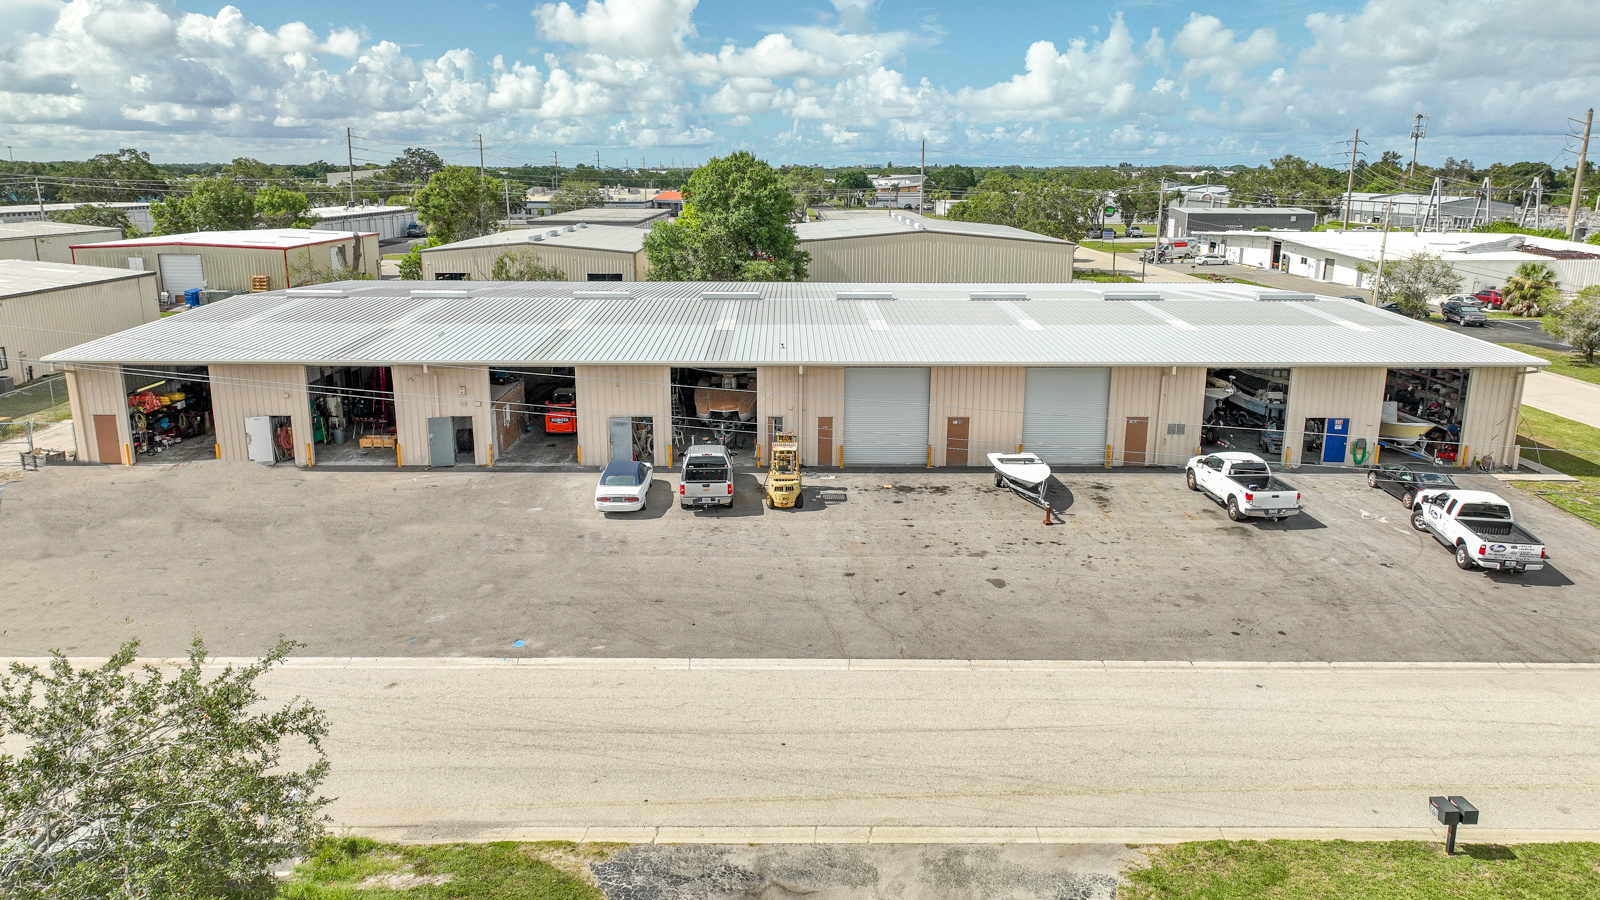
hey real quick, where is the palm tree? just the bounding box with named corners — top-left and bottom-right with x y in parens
top-left (1502, 261), bottom-right (1557, 317)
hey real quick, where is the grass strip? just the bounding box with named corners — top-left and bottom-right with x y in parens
top-left (1079, 240), bottom-right (1157, 254)
top-left (1502, 343), bottom-right (1600, 387)
top-left (1121, 839), bottom-right (1600, 899)
top-left (1074, 269), bottom-right (1141, 283)
top-left (282, 836), bottom-right (618, 900)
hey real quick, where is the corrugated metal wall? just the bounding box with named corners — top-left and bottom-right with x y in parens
top-left (1282, 366), bottom-right (1386, 467)
top-left (1, 276), bottom-right (158, 380)
top-left (392, 365), bottom-right (494, 466)
top-left (1107, 367), bottom-right (1207, 466)
top-left (756, 365), bottom-right (843, 467)
top-left (801, 232), bottom-right (1076, 282)
top-left (76, 235), bottom-right (379, 294)
top-left (36, 228), bottom-right (120, 261)
top-left (64, 363), bottom-right (130, 464)
top-left (928, 367), bottom-right (1025, 466)
top-left (1461, 366), bottom-right (1525, 467)
top-left (574, 364), bottom-right (671, 466)
top-left (421, 245), bottom-right (644, 281)
top-left (210, 364), bottom-right (312, 465)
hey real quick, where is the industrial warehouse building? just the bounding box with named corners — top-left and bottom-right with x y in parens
top-left (0, 201), bottom-right (154, 232)
top-left (421, 224), bottom-right (648, 281)
top-left (1198, 230), bottom-right (1600, 293)
top-left (310, 205), bottom-right (418, 241)
top-left (70, 229), bottom-right (380, 297)
top-left (47, 282), bottom-right (1540, 475)
top-left (0, 221), bottom-right (123, 262)
top-left (0, 259), bottom-right (158, 389)
top-left (1167, 206), bottom-right (1317, 236)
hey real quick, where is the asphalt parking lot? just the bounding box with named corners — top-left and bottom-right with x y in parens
top-left (1, 462), bottom-right (1596, 661)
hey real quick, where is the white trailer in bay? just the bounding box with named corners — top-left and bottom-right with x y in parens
top-left (1411, 489), bottom-right (1547, 573)
top-left (1185, 451), bottom-right (1302, 521)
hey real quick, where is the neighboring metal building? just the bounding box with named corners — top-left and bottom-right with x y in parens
top-left (311, 205), bottom-right (418, 241)
top-left (869, 174), bottom-right (924, 209)
top-left (69, 229), bottom-right (380, 296)
top-left (421, 225), bottom-right (649, 281)
top-left (0, 221), bottom-right (122, 262)
top-left (529, 207), bottom-right (671, 228)
top-left (47, 281), bottom-right (1541, 476)
top-left (0, 201), bottom-right (154, 232)
top-left (796, 211), bottom-right (1076, 282)
top-left (1167, 206), bottom-right (1317, 236)
top-left (1201, 230), bottom-right (1600, 293)
top-left (0, 259), bottom-right (158, 388)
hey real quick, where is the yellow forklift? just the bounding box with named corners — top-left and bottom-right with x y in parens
top-left (764, 431), bottom-right (803, 508)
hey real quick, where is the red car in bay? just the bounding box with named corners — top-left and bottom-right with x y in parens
top-left (1472, 288), bottom-right (1503, 309)
top-left (544, 389), bottom-right (577, 433)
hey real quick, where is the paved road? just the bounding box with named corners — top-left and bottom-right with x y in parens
top-left (1523, 371), bottom-right (1600, 428)
top-left (1072, 247), bottom-right (1205, 283)
top-left (142, 659), bottom-right (1596, 842)
top-left (4, 465), bottom-right (1599, 662)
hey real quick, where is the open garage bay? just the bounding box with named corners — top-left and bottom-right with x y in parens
top-left (0, 463), bottom-right (1596, 662)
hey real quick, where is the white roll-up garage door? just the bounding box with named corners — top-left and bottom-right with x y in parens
top-left (157, 253), bottom-right (205, 295)
top-left (1023, 367), bottom-right (1111, 464)
top-left (844, 367), bottom-right (930, 465)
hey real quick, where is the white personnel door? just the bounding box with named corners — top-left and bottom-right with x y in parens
top-left (843, 367), bottom-right (930, 465)
top-left (244, 416), bottom-right (275, 463)
top-left (157, 253), bottom-right (205, 294)
top-left (1022, 367), bottom-right (1111, 465)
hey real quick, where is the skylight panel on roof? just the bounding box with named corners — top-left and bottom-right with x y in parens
top-left (969, 291), bottom-right (1027, 301)
top-left (836, 291), bottom-right (893, 300)
top-left (702, 290), bottom-right (760, 300)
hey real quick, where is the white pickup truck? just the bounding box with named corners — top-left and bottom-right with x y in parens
top-left (1411, 489), bottom-right (1547, 573)
top-left (1185, 451), bottom-right (1302, 521)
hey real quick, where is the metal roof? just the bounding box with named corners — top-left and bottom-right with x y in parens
top-left (531, 207), bottom-right (670, 228)
top-left (795, 211), bottom-right (1069, 245)
top-left (45, 281), bottom-right (1546, 370)
top-left (0, 259), bottom-right (153, 300)
top-left (0, 221), bottom-right (120, 241)
top-left (424, 225), bottom-right (645, 254)
top-left (70, 228), bottom-right (376, 250)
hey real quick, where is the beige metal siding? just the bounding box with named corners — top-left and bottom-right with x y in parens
top-left (210, 364), bottom-right (312, 465)
top-left (64, 363), bottom-right (131, 464)
top-left (927, 367), bottom-right (1025, 466)
top-left (1461, 367), bottom-right (1525, 466)
top-left (756, 366), bottom-right (844, 467)
top-left (1282, 367), bottom-right (1386, 467)
top-left (391, 365), bottom-right (494, 466)
top-left (75, 235), bottom-right (378, 294)
top-left (575, 365), bottom-right (671, 466)
top-left (421, 245), bottom-right (642, 281)
top-left (0, 275), bottom-right (158, 380)
top-left (36, 228), bottom-right (120, 262)
top-left (801, 232), bottom-right (1076, 282)
top-left (1107, 367), bottom-right (1207, 466)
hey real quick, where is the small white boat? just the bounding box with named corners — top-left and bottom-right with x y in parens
top-left (1205, 376), bottom-right (1237, 400)
top-left (1380, 402), bottom-right (1436, 442)
top-left (988, 452), bottom-right (1051, 488)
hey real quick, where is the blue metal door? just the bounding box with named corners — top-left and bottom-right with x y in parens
top-left (1322, 417), bottom-right (1349, 464)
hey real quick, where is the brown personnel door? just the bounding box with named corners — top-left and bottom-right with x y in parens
top-left (946, 417), bottom-right (970, 466)
top-left (93, 414), bottom-right (121, 465)
top-left (816, 416), bottom-right (834, 467)
top-left (1124, 416), bottom-right (1150, 466)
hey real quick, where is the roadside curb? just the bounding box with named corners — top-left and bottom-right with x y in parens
top-left (11, 657), bottom-right (1600, 671)
top-left (344, 824), bottom-right (1600, 846)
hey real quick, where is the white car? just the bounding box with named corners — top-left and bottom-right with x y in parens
top-left (1192, 254), bottom-right (1227, 266)
top-left (594, 459), bottom-right (653, 512)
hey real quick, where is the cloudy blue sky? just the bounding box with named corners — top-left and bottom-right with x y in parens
top-left (3, 0), bottom-right (1597, 168)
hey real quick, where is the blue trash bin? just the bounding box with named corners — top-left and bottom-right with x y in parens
top-left (184, 288), bottom-right (201, 307)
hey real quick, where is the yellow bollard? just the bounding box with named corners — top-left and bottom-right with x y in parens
top-left (1104, 444), bottom-right (1113, 468)
top-left (306, 442), bottom-right (314, 466)
top-left (396, 443), bottom-right (403, 467)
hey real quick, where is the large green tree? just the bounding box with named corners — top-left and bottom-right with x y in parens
top-left (1545, 286), bottom-right (1600, 362)
top-left (644, 152), bottom-right (807, 281)
top-left (491, 248), bottom-right (567, 281)
top-left (413, 167), bottom-right (504, 245)
top-left (386, 148), bottom-right (445, 184)
top-left (253, 184), bottom-right (316, 228)
top-left (150, 178), bottom-right (256, 234)
top-left (548, 180), bottom-right (602, 214)
top-left (0, 639), bottom-right (329, 900)
top-left (62, 149), bottom-right (165, 203)
top-left (1358, 252), bottom-right (1462, 317)
top-left (1502, 261), bottom-right (1559, 316)
top-left (946, 174), bottom-right (1095, 241)
top-left (46, 204), bottom-right (135, 235)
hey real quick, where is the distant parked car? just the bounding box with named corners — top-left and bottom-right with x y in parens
top-left (404, 223), bottom-right (426, 238)
top-left (1192, 254), bottom-right (1227, 266)
top-left (1441, 296), bottom-right (1488, 326)
top-left (594, 460), bottom-right (653, 513)
top-left (1367, 464), bottom-right (1457, 509)
top-left (1127, 226), bottom-right (1145, 238)
top-left (1473, 288), bottom-right (1503, 309)
top-left (1340, 294), bottom-right (1366, 302)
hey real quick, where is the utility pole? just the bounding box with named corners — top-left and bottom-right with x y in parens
top-left (345, 127), bottom-right (356, 206)
top-left (919, 138), bottom-right (925, 212)
top-left (1371, 201), bottom-right (1393, 307)
top-left (551, 151), bottom-right (559, 191)
top-left (33, 176), bottom-right (45, 214)
top-left (503, 177), bottom-right (511, 218)
top-left (477, 132), bottom-right (485, 177)
top-left (1341, 128), bottom-right (1362, 230)
top-left (1566, 108), bottom-right (1593, 238)
top-left (1408, 113), bottom-right (1428, 179)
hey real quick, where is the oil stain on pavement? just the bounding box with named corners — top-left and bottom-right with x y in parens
top-left (590, 844), bottom-right (1133, 900)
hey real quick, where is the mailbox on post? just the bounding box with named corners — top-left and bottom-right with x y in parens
top-left (1430, 796), bottom-right (1479, 853)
